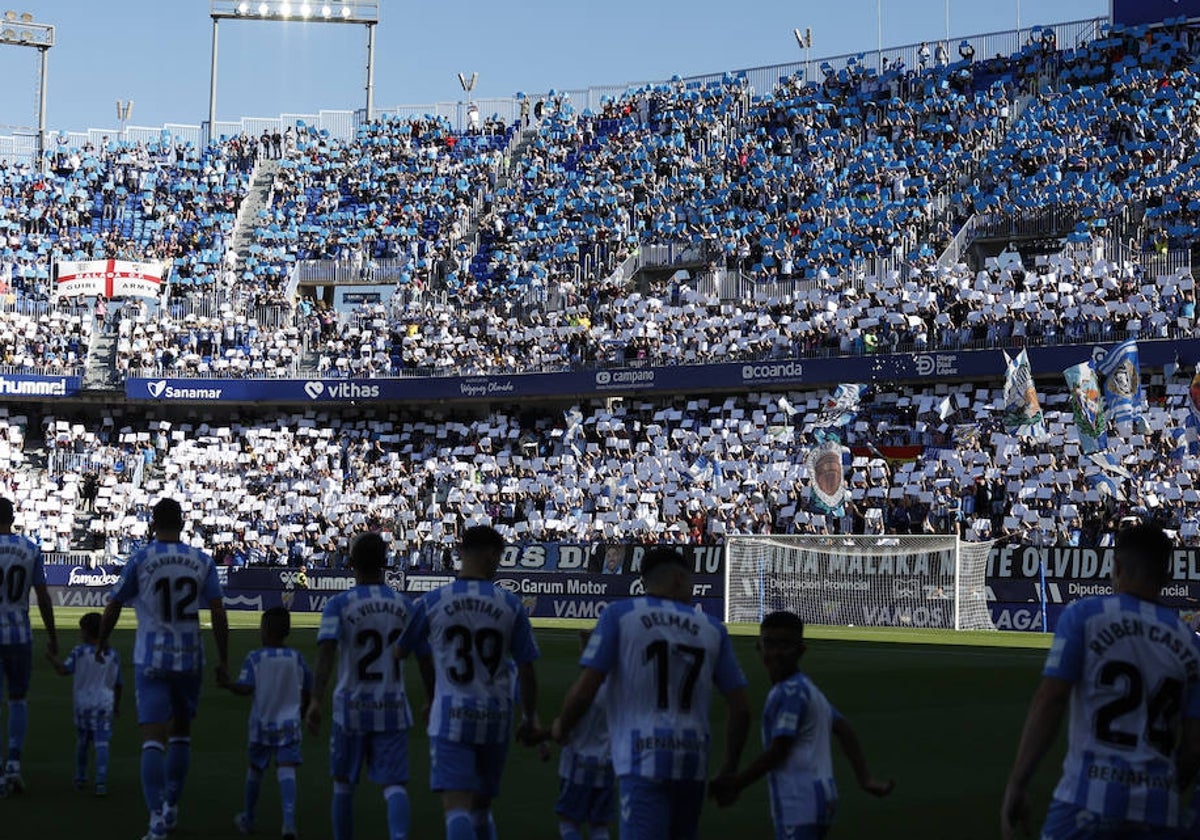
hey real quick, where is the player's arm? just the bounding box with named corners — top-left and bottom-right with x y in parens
top-left (203, 563), bottom-right (230, 682)
top-left (209, 595), bottom-right (230, 683)
top-left (413, 650), bottom-right (432, 695)
top-left (553, 666), bottom-right (605, 743)
top-left (305, 639), bottom-right (337, 735)
top-left (512, 601), bottom-right (543, 744)
top-left (555, 609), bottom-right (617, 743)
top-left (711, 733), bottom-right (795, 807)
top-left (44, 645), bottom-right (69, 676)
top-left (715, 684), bottom-right (751, 780)
top-left (516, 660), bottom-right (541, 745)
top-left (1001, 676), bottom-right (1072, 840)
top-left (300, 656), bottom-right (314, 716)
top-left (33, 579), bottom-right (57, 657)
top-left (97, 598), bottom-right (123, 661)
top-left (712, 627), bottom-right (751, 779)
top-left (832, 715), bottom-right (895, 796)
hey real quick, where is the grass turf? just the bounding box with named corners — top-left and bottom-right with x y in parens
top-left (1, 609), bottom-right (1060, 838)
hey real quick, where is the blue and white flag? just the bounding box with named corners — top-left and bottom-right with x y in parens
top-left (1003, 350), bottom-right (1047, 440)
top-left (1179, 364), bottom-right (1200, 461)
top-left (813, 383), bottom-right (866, 444)
top-left (1094, 339), bottom-right (1144, 427)
top-left (1063, 362), bottom-right (1107, 455)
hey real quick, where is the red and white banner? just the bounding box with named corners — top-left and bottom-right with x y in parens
top-left (53, 259), bottom-right (164, 300)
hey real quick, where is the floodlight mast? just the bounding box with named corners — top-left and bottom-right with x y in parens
top-left (0, 11), bottom-right (55, 172)
top-left (207, 1), bottom-right (381, 142)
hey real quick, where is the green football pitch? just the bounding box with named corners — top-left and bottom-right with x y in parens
top-left (2, 610), bottom-right (1061, 839)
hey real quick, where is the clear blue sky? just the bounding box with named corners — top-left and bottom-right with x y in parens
top-left (0, 0), bottom-right (1107, 134)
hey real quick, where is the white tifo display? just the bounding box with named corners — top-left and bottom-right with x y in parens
top-left (723, 535), bottom-right (996, 631)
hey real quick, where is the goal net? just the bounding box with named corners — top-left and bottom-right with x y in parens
top-left (723, 534), bottom-right (996, 631)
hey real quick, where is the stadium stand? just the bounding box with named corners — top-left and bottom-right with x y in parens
top-left (0, 16), bottom-right (1196, 563)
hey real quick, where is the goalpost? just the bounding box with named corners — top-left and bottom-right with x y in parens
top-left (723, 534), bottom-right (996, 631)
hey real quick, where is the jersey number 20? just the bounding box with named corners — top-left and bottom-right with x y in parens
top-left (0, 565), bottom-right (27, 604)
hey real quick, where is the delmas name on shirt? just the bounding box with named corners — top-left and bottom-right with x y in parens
top-left (640, 611), bottom-right (701, 636)
top-left (1088, 618), bottom-right (1200, 678)
top-left (443, 597), bottom-right (504, 621)
top-left (345, 600), bottom-right (409, 625)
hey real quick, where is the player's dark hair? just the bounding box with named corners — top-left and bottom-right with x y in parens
top-left (262, 606), bottom-right (291, 639)
top-left (761, 610), bottom-right (806, 640)
top-left (1115, 521), bottom-right (1174, 586)
top-left (350, 532), bottom-right (388, 573)
top-left (641, 547), bottom-right (689, 581)
top-left (461, 525), bottom-right (505, 561)
top-left (152, 498), bottom-right (185, 531)
top-left (0, 497), bottom-right (14, 524)
top-left (79, 612), bottom-right (102, 639)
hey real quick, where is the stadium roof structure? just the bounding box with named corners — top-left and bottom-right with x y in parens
top-left (208, 0), bottom-right (380, 135)
top-left (209, 1), bottom-right (379, 24)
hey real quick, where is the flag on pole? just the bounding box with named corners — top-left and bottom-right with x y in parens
top-left (1095, 339), bottom-right (1144, 427)
top-left (813, 383), bottom-right (866, 443)
top-left (1003, 350), bottom-right (1047, 440)
top-left (1063, 362), bottom-right (1107, 455)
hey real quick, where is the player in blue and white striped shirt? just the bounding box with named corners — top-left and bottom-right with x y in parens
top-left (99, 498), bottom-right (229, 840)
top-left (555, 630), bottom-right (615, 840)
top-left (554, 547), bottom-right (750, 840)
top-left (709, 611), bottom-right (893, 839)
top-left (1003, 522), bottom-right (1200, 840)
top-left (0, 496), bottom-right (58, 797)
top-left (305, 532), bottom-right (415, 840)
top-left (47, 611), bottom-right (122, 796)
top-left (223, 607), bottom-right (312, 840)
top-left (397, 524), bottom-right (543, 840)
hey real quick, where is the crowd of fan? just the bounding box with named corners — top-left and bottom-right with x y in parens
top-left (0, 132), bottom-right (257, 372)
top-left (6, 370), bottom-right (1196, 563)
top-left (293, 247), bottom-right (1196, 377)
top-left (240, 117), bottom-right (512, 305)
top-left (112, 300), bottom-right (303, 378)
top-left (964, 25), bottom-right (1200, 247)
top-left (0, 22), bottom-right (1193, 378)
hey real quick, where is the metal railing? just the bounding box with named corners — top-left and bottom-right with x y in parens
top-left (0, 17), bottom-right (1106, 168)
top-left (42, 550), bottom-right (104, 567)
top-left (295, 257), bottom-right (414, 286)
